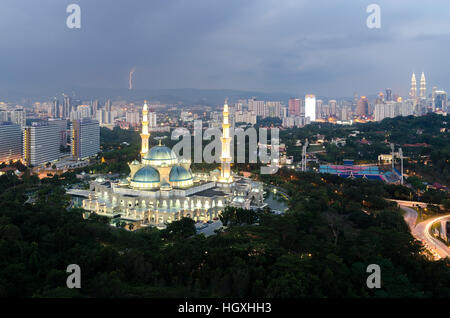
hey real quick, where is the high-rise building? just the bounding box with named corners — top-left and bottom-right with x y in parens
top-left (71, 118), bottom-right (100, 160)
top-left (126, 112), bottom-right (140, 126)
top-left (10, 109), bottom-right (26, 127)
top-left (432, 86), bottom-right (438, 110)
top-left (0, 122), bottom-right (22, 164)
top-left (329, 100), bottom-right (337, 117)
top-left (410, 72), bottom-right (417, 98)
top-left (265, 101), bottom-right (282, 118)
top-left (105, 99), bottom-right (112, 112)
top-left (48, 118), bottom-right (68, 147)
top-left (385, 88), bottom-right (392, 101)
top-left (288, 98), bottom-right (301, 116)
top-left (23, 122), bottom-right (60, 166)
top-left (316, 99), bottom-right (323, 119)
top-left (434, 90), bottom-right (447, 110)
top-left (356, 96), bottom-right (369, 117)
top-left (420, 72), bottom-right (426, 98)
top-left (305, 94), bottom-right (316, 122)
top-left (248, 98), bottom-right (265, 117)
top-left (149, 112), bottom-right (157, 128)
top-left (52, 98), bottom-right (60, 118)
top-left (63, 95), bottom-right (71, 119)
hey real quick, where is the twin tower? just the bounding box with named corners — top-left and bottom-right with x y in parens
top-left (410, 72), bottom-right (426, 99)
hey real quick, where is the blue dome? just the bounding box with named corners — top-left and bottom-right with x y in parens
top-left (144, 146), bottom-right (177, 161)
top-left (169, 165), bottom-right (193, 182)
top-left (132, 166), bottom-right (160, 183)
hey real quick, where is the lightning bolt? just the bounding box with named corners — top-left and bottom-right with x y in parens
top-left (129, 67), bottom-right (135, 90)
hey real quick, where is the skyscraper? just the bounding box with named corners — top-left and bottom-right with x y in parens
top-left (0, 122), bottom-right (22, 164)
top-left (52, 97), bottom-right (60, 118)
top-left (385, 88), bottom-right (392, 101)
top-left (288, 98), bottom-right (301, 116)
top-left (10, 109), bottom-right (26, 127)
top-left (305, 94), bottom-right (316, 122)
top-left (149, 112), bottom-right (157, 128)
top-left (63, 95), bottom-right (71, 119)
top-left (420, 72), bottom-right (426, 98)
top-left (356, 96), bottom-right (369, 117)
top-left (410, 72), bottom-right (417, 98)
top-left (71, 118), bottom-right (100, 160)
top-left (105, 99), bottom-right (112, 112)
top-left (329, 100), bottom-right (337, 117)
top-left (23, 122), bottom-right (60, 166)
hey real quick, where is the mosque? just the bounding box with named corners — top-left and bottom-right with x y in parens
top-left (78, 100), bottom-right (264, 227)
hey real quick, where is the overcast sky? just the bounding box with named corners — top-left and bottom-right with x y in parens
top-left (0, 0), bottom-right (449, 98)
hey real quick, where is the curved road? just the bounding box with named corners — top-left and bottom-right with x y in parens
top-left (401, 205), bottom-right (450, 260)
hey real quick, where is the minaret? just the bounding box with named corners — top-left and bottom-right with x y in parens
top-left (420, 72), bottom-right (426, 98)
top-left (410, 72), bottom-right (417, 98)
top-left (140, 100), bottom-right (150, 157)
top-left (220, 98), bottom-right (232, 183)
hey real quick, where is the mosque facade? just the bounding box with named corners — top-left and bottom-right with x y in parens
top-left (78, 100), bottom-right (264, 227)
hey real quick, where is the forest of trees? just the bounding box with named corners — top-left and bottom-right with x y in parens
top-left (0, 168), bottom-right (449, 298)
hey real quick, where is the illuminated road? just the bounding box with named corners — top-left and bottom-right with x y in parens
top-left (401, 205), bottom-right (450, 260)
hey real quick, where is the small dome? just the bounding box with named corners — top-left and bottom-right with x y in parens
top-left (131, 160), bottom-right (140, 165)
top-left (132, 166), bottom-right (160, 183)
top-left (169, 165), bottom-right (193, 182)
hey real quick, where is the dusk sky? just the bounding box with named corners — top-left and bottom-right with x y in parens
top-left (1, 0), bottom-right (449, 98)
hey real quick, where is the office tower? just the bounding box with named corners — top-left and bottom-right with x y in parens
top-left (90, 99), bottom-right (99, 118)
top-left (148, 112), bottom-right (157, 128)
top-left (385, 88), bottom-right (392, 101)
top-left (305, 94), bottom-right (316, 121)
top-left (0, 122), bottom-right (22, 164)
top-left (105, 99), bottom-right (112, 112)
top-left (434, 90), bottom-right (447, 110)
top-left (23, 122), bottom-right (60, 166)
top-left (71, 119), bottom-right (100, 160)
top-left (410, 72), bottom-right (417, 98)
top-left (10, 109), bottom-right (26, 127)
top-left (316, 99), bottom-right (323, 119)
top-left (432, 86), bottom-right (437, 110)
top-left (63, 95), bottom-right (71, 119)
top-left (356, 96), bottom-right (369, 117)
top-left (329, 100), bottom-right (337, 116)
top-left (288, 98), bottom-right (301, 116)
top-left (420, 72), bottom-right (426, 98)
top-left (52, 98), bottom-right (60, 118)
top-left (48, 118), bottom-right (68, 147)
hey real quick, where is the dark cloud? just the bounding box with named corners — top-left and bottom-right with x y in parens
top-left (0, 0), bottom-right (449, 98)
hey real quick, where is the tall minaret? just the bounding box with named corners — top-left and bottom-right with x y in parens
top-left (420, 72), bottom-right (426, 98)
top-left (410, 72), bottom-right (417, 98)
top-left (220, 98), bottom-right (232, 183)
top-left (140, 100), bottom-right (150, 157)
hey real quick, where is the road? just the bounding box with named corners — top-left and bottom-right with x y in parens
top-left (400, 205), bottom-right (450, 260)
top-left (196, 220), bottom-right (223, 237)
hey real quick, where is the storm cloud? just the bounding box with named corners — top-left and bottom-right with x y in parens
top-left (0, 0), bottom-right (449, 98)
